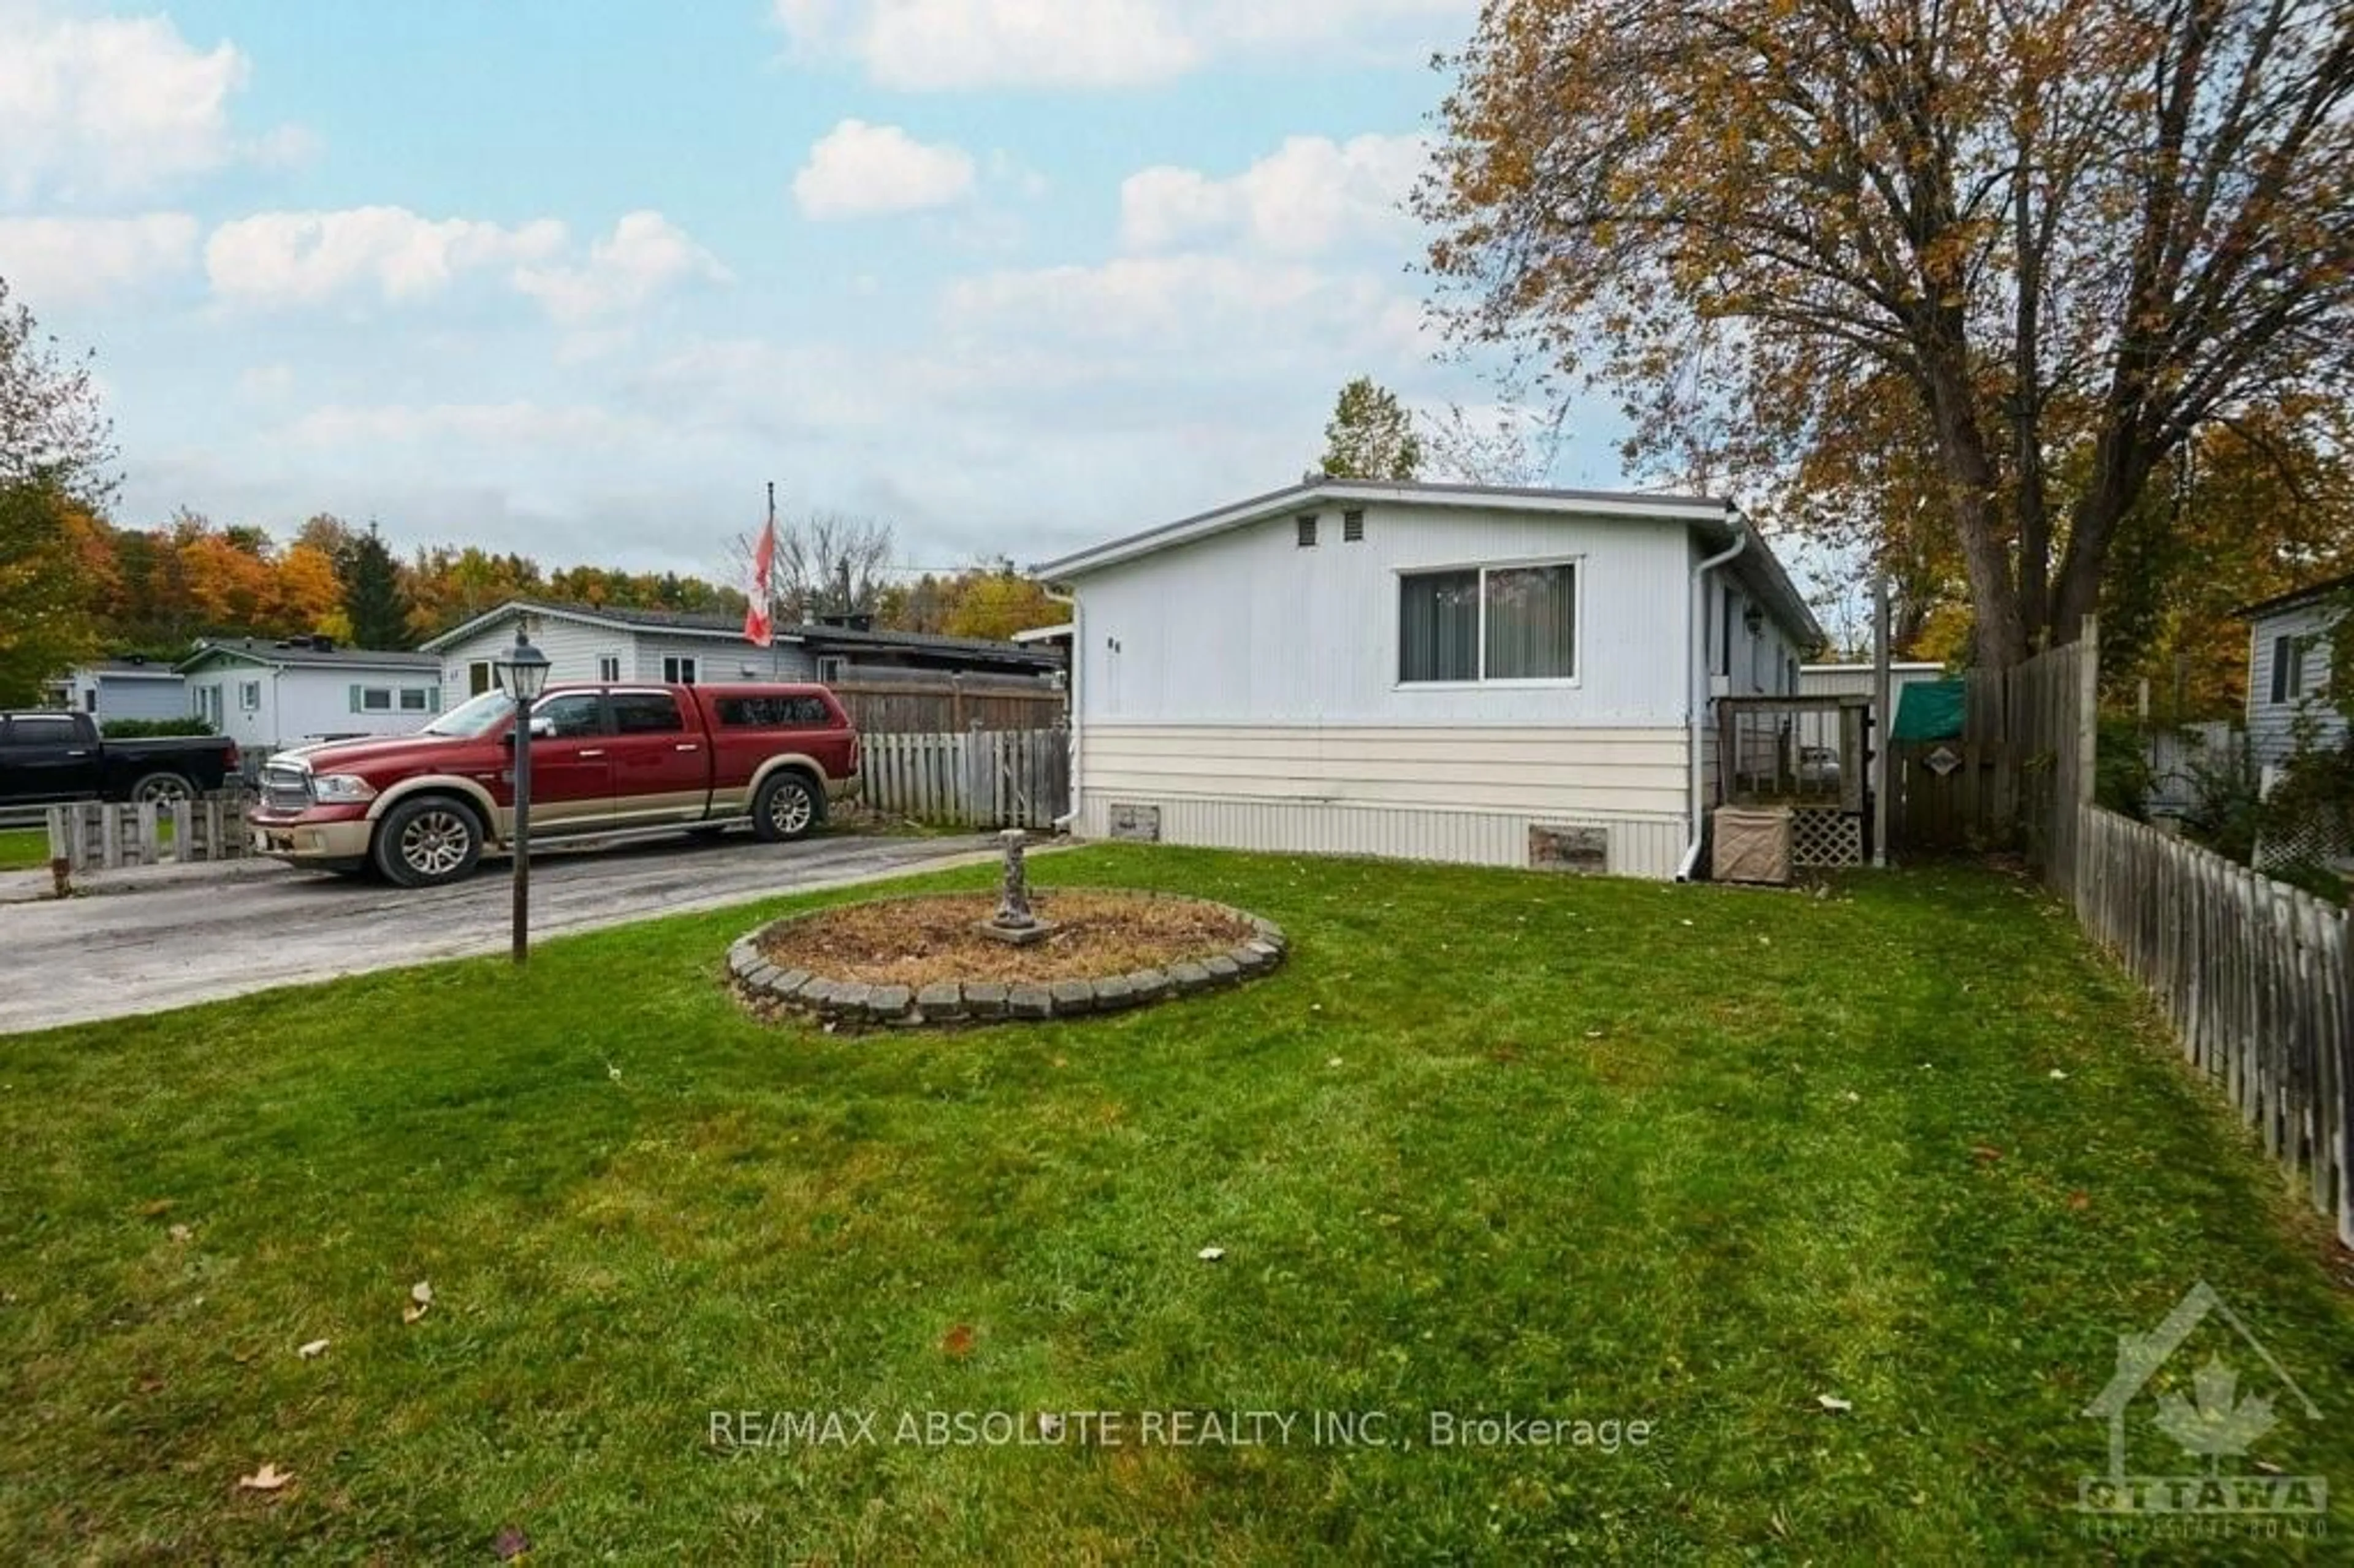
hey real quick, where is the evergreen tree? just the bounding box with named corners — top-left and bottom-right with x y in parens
top-left (339, 522), bottom-right (414, 649)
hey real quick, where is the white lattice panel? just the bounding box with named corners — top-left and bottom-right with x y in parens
top-left (1791, 808), bottom-right (1864, 867)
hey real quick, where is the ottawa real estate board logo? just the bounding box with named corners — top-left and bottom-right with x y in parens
top-left (2079, 1281), bottom-right (2326, 1525)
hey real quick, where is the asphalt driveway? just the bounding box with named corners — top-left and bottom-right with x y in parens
top-left (0, 831), bottom-right (1004, 1035)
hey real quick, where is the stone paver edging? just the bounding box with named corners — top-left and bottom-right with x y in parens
top-left (727, 891), bottom-right (1287, 1028)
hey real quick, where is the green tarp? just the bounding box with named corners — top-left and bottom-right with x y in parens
top-left (1891, 679), bottom-right (1965, 743)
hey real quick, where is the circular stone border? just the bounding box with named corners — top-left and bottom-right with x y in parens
top-left (725, 890), bottom-right (1287, 1029)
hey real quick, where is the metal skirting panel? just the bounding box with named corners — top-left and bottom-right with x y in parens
top-left (1076, 793), bottom-right (1689, 880)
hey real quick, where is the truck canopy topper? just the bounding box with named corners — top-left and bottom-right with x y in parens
top-left (245, 682), bottom-right (860, 887)
top-left (0, 710), bottom-right (241, 807)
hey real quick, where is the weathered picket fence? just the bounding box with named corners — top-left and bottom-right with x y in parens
top-left (44, 793), bottom-right (254, 873)
top-left (858, 730), bottom-right (1069, 829)
top-left (2070, 802), bottom-right (2352, 1246)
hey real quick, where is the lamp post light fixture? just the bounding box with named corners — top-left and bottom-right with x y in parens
top-left (494, 625), bottom-right (552, 965)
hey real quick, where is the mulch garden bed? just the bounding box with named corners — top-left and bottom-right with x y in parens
top-left (755, 891), bottom-right (1255, 988)
top-left (727, 890), bottom-right (1288, 1027)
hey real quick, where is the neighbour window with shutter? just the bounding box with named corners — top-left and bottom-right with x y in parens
top-left (398, 688), bottom-right (431, 711)
top-left (598, 654), bottom-right (622, 681)
top-left (663, 655), bottom-right (698, 685)
top-left (1343, 509), bottom-right (1365, 542)
top-left (239, 680), bottom-right (261, 710)
top-left (468, 661), bottom-right (493, 696)
top-left (1297, 514), bottom-right (1319, 547)
top-left (356, 687), bottom-right (393, 712)
top-left (1399, 561), bottom-right (1578, 684)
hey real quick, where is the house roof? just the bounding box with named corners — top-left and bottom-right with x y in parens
top-left (1030, 478), bottom-right (1826, 647)
top-left (417, 599), bottom-right (1061, 671)
top-left (80, 657), bottom-right (185, 680)
top-left (178, 638), bottom-right (440, 674)
top-left (2234, 571), bottom-right (2354, 622)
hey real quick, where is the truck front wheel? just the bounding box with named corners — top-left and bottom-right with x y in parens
top-left (373, 796), bottom-right (484, 888)
top-left (751, 771), bottom-right (820, 842)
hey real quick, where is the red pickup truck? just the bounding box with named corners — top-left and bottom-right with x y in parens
top-left (247, 682), bottom-right (860, 886)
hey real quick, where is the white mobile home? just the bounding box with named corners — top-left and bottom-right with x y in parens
top-left (1034, 479), bottom-right (1823, 880)
top-left (1799, 662), bottom-right (1946, 701)
top-left (44, 658), bottom-right (188, 724)
top-left (2238, 575), bottom-right (2345, 769)
top-left (177, 637), bottom-right (444, 759)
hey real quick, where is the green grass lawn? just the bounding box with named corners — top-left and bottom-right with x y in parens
top-left (4, 848), bottom-right (2349, 1562)
top-left (0, 826), bottom-right (50, 870)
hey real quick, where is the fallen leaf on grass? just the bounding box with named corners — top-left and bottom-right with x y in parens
top-left (1971, 1146), bottom-right (2003, 1163)
top-left (167, 1224), bottom-right (192, 1244)
top-left (2067, 1192), bottom-right (2092, 1211)
top-left (942, 1324), bottom-right (975, 1359)
top-left (139, 1198), bottom-right (176, 1218)
top-left (403, 1280), bottom-right (432, 1324)
top-left (297, 1339), bottom-right (329, 1360)
top-left (1816, 1395), bottom-right (1853, 1414)
top-left (1197, 1247), bottom-right (1225, 1263)
top-left (237, 1463), bottom-right (292, 1493)
top-left (493, 1524), bottom-right (531, 1561)
top-left (2049, 1068), bottom-right (2069, 1081)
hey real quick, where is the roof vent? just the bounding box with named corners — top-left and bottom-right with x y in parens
top-left (309, 634), bottom-right (337, 652)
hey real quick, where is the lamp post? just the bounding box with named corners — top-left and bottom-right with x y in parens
top-left (494, 626), bottom-right (552, 964)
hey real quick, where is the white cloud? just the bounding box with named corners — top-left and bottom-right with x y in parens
top-left (281, 401), bottom-right (648, 450)
top-left (513, 210), bottom-right (731, 323)
top-left (942, 253), bottom-right (1430, 363)
top-left (0, 9), bottom-right (307, 201)
top-left (0, 213), bottom-right (199, 305)
top-left (204, 207), bottom-right (567, 307)
top-left (793, 120), bottom-right (978, 219)
top-left (774, 0), bottom-right (1475, 89)
top-left (1121, 134), bottom-right (1429, 256)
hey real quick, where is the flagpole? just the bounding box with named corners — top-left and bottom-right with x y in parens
top-left (767, 480), bottom-right (779, 682)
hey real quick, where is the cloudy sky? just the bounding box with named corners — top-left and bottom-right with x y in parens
top-left (0, 0), bottom-right (1637, 580)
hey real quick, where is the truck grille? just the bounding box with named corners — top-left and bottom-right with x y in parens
top-left (261, 763), bottom-right (313, 812)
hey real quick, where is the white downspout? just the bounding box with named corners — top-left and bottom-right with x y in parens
top-left (1046, 586), bottom-right (1081, 832)
top-left (1682, 516), bottom-right (1750, 878)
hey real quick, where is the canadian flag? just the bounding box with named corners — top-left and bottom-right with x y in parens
top-left (744, 514), bottom-right (777, 649)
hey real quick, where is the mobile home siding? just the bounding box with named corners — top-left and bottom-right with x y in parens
top-left (184, 659), bottom-right (440, 757)
top-left (436, 615), bottom-right (621, 696)
top-left (2248, 603), bottom-right (2342, 767)
top-left (1064, 500), bottom-right (1792, 880)
top-left (67, 671), bottom-right (188, 723)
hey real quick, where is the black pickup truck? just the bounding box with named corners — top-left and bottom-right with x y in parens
top-left (0, 712), bottom-right (242, 807)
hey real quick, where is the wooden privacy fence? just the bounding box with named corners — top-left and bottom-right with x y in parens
top-left (858, 730), bottom-right (1070, 829)
top-left (831, 677), bottom-right (1065, 734)
top-left (2070, 802), bottom-right (2352, 1246)
top-left (1890, 740), bottom-right (2016, 852)
top-left (45, 793), bottom-right (254, 873)
top-left (1958, 621), bottom-right (2098, 892)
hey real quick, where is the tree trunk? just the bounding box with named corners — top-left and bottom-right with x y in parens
top-left (1919, 357), bottom-right (2027, 669)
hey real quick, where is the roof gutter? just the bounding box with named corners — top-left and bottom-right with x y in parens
top-left (1682, 515), bottom-right (1750, 880)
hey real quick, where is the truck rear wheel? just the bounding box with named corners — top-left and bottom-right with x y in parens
top-left (129, 771), bottom-right (197, 806)
top-left (373, 796), bottom-right (484, 888)
top-left (751, 771), bottom-right (820, 842)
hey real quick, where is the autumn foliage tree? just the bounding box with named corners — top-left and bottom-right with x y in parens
top-left (1320, 376), bottom-right (1423, 481)
top-left (1419, 0), bottom-right (2354, 668)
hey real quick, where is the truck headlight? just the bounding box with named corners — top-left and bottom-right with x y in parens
top-left (311, 774), bottom-right (378, 803)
